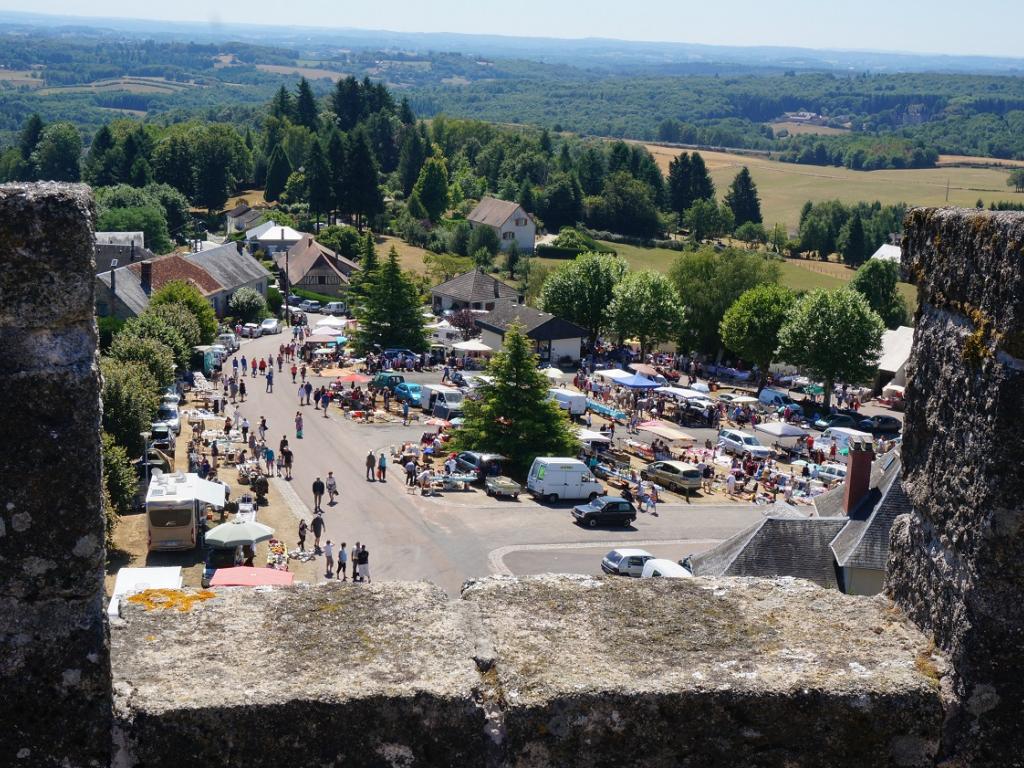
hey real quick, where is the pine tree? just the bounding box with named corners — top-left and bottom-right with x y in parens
top-left (412, 155), bottom-right (449, 223)
top-left (326, 130), bottom-right (348, 221)
top-left (269, 86), bottom-right (294, 121)
top-left (689, 152), bottom-right (715, 202)
top-left (398, 97), bottom-right (416, 126)
top-left (724, 166), bottom-right (762, 226)
top-left (332, 76), bottom-right (364, 132)
top-left (517, 179), bottom-right (535, 212)
top-left (839, 212), bottom-right (868, 267)
top-left (294, 78), bottom-right (320, 131)
top-left (19, 114), bottom-right (44, 163)
top-left (346, 128), bottom-right (382, 230)
top-left (355, 247), bottom-right (427, 354)
top-left (349, 232), bottom-right (380, 301)
top-left (539, 128), bottom-right (553, 155)
top-left (667, 152), bottom-right (693, 219)
top-left (264, 144), bottom-right (292, 203)
top-left (558, 142), bottom-right (572, 172)
top-left (84, 124), bottom-right (118, 187)
top-left (450, 323), bottom-right (577, 476)
top-left (305, 139), bottom-right (331, 227)
top-left (398, 129), bottom-right (427, 197)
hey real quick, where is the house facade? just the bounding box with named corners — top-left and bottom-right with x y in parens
top-left (430, 269), bottom-right (522, 313)
top-left (247, 220), bottom-right (305, 254)
top-left (475, 304), bottom-right (585, 365)
top-left (225, 203), bottom-right (264, 235)
top-left (275, 237), bottom-right (359, 298)
top-left (183, 242), bottom-right (271, 316)
top-left (467, 197), bottom-right (536, 253)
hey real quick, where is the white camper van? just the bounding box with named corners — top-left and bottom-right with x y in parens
top-left (146, 471), bottom-right (226, 552)
top-left (548, 388), bottom-right (587, 416)
top-left (420, 384), bottom-right (464, 415)
top-left (526, 457), bottom-right (604, 503)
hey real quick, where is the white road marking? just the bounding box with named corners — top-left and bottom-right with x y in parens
top-left (487, 538), bottom-right (721, 576)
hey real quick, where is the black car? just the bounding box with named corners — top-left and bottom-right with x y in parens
top-left (201, 547), bottom-right (239, 588)
top-left (812, 413), bottom-right (864, 431)
top-left (860, 415), bottom-right (903, 436)
top-left (572, 496), bottom-right (637, 528)
top-left (454, 451), bottom-right (505, 482)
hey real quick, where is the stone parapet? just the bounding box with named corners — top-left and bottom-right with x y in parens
top-left (111, 576), bottom-right (943, 768)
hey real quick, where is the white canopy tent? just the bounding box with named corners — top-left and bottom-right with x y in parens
top-left (543, 368), bottom-right (566, 380)
top-left (315, 316), bottom-right (347, 329)
top-left (577, 428), bottom-right (612, 444)
top-left (453, 339), bottom-right (493, 353)
top-left (638, 421), bottom-right (696, 445)
top-left (656, 386), bottom-right (712, 401)
top-left (595, 368), bottom-right (632, 383)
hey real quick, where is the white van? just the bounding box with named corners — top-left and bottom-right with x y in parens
top-left (758, 387), bottom-right (803, 415)
top-left (548, 388), bottom-right (587, 416)
top-left (641, 559), bottom-right (693, 579)
top-left (323, 301), bottom-right (348, 316)
top-left (820, 427), bottom-right (873, 456)
top-left (421, 384), bottom-right (464, 414)
top-left (526, 457), bottom-right (605, 503)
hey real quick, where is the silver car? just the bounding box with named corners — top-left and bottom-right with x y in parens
top-left (718, 428), bottom-right (772, 459)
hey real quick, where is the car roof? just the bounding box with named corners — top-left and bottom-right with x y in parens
top-left (652, 460), bottom-right (700, 471)
top-left (642, 559), bottom-right (692, 576)
top-left (608, 548), bottom-right (654, 557)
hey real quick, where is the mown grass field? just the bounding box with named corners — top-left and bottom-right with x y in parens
top-left (256, 64), bottom-right (344, 81)
top-left (771, 121), bottom-right (850, 136)
top-left (377, 235), bottom-right (432, 275)
top-left (38, 77), bottom-right (194, 95)
top-left (638, 143), bottom-right (1022, 232)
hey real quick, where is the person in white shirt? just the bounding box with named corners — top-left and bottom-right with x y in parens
top-left (323, 540), bottom-right (334, 578)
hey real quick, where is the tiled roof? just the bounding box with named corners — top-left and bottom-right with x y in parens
top-left (467, 197), bottom-right (523, 228)
top-left (431, 269), bottom-right (520, 303)
top-left (276, 237), bottom-right (358, 286)
top-left (183, 243), bottom-right (270, 291)
top-left (127, 255), bottom-right (223, 295)
top-left (476, 303), bottom-right (587, 342)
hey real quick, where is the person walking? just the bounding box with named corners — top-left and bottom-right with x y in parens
top-left (312, 476), bottom-right (325, 513)
top-left (277, 353), bottom-right (283, 372)
top-left (295, 411), bottom-right (304, 439)
top-left (282, 446), bottom-right (293, 480)
top-left (297, 519), bottom-right (308, 551)
top-left (264, 445), bottom-right (275, 475)
top-left (304, 380), bottom-right (313, 405)
top-left (401, 400), bottom-right (410, 426)
top-left (321, 389), bottom-right (330, 417)
top-left (265, 368), bottom-right (274, 393)
top-left (377, 452), bottom-right (387, 482)
top-left (352, 541), bottom-right (362, 581)
top-left (326, 471), bottom-right (338, 505)
top-left (336, 542), bottom-right (348, 581)
top-left (300, 365), bottom-right (307, 383)
top-left (310, 513), bottom-right (325, 554)
top-left (258, 416), bottom-right (268, 442)
top-left (259, 358), bottom-right (266, 376)
top-left (365, 450), bottom-right (376, 482)
top-left (357, 544), bottom-right (370, 583)
top-left (291, 363), bottom-right (297, 383)
top-left (314, 386), bottom-right (321, 411)
top-left (241, 354), bottom-right (247, 374)
top-left (405, 458), bottom-right (417, 486)
top-left (323, 539), bottom-right (334, 579)
top-left (251, 358), bottom-right (258, 378)
top-left (232, 357), bottom-right (239, 377)
top-left (229, 377), bottom-right (238, 402)
top-left (240, 417), bottom-right (250, 442)
top-left (238, 380), bottom-right (247, 402)
top-left (297, 384), bottom-right (305, 405)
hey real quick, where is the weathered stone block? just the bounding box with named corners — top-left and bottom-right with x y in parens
top-left (888, 207), bottom-right (1024, 767)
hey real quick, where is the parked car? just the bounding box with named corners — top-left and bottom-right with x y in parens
top-left (454, 451), bottom-right (506, 482)
top-left (370, 372), bottom-right (405, 392)
top-left (216, 332), bottom-right (239, 352)
top-left (812, 413), bottom-right (863, 431)
top-left (573, 497), bottom-right (637, 528)
top-left (201, 546), bottom-right (239, 588)
top-left (149, 422), bottom-right (176, 454)
top-left (600, 548), bottom-right (654, 576)
top-left (299, 299), bottom-right (321, 313)
top-left (241, 322), bottom-right (262, 338)
top-left (260, 318), bottom-right (282, 335)
top-left (286, 308), bottom-right (307, 326)
top-left (485, 476), bottom-right (522, 499)
top-left (393, 382), bottom-right (422, 407)
top-left (860, 414), bottom-right (903, 436)
top-left (640, 559), bottom-right (692, 578)
top-left (287, 294), bottom-right (303, 307)
top-left (156, 402), bottom-right (180, 434)
top-left (322, 301), bottom-right (348, 316)
top-left (718, 428), bottom-right (773, 459)
top-left (640, 461), bottom-right (702, 494)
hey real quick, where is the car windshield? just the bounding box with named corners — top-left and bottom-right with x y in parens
top-left (408, 384), bottom-right (421, 392)
top-left (157, 406), bottom-right (176, 419)
top-left (604, 550), bottom-right (623, 564)
top-left (742, 436), bottom-right (759, 445)
top-left (149, 507), bottom-right (192, 527)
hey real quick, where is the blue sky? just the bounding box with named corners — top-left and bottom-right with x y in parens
top-left (3, 0), bottom-right (1019, 58)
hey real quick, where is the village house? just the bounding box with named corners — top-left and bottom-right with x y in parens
top-left (275, 236), bottom-right (359, 298)
top-left (430, 268), bottom-right (522, 313)
top-left (475, 303), bottom-right (586, 365)
top-left (224, 202), bottom-right (265, 234)
top-left (94, 240), bottom-right (156, 275)
top-left (467, 196), bottom-right (536, 252)
top-left (246, 220), bottom-right (304, 254)
top-left (183, 242), bottom-right (271, 316)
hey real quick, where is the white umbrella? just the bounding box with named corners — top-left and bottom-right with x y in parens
top-left (205, 520), bottom-right (274, 548)
top-left (543, 367), bottom-right (565, 380)
top-left (453, 339), bottom-right (492, 352)
top-left (690, 382), bottom-right (710, 393)
top-left (315, 316), bottom-right (346, 328)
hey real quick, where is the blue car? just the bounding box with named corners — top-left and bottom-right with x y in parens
top-left (394, 382), bottom-right (422, 407)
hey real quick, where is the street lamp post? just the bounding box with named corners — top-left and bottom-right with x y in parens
top-left (140, 431), bottom-right (152, 487)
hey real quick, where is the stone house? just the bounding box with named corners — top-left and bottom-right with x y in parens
top-left (224, 202), bottom-right (264, 235)
top-left (475, 303), bottom-right (586, 365)
top-left (430, 269), bottom-right (522, 313)
top-left (467, 197), bottom-right (536, 252)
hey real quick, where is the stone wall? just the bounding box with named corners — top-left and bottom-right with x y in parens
top-left (111, 576), bottom-right (943, 768)
top-left (0, 184), bottom-right (110, 767)
top-left (888, 208), bottom-right (1024, 767)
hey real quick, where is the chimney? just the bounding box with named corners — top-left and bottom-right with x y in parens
top-left (140, 261), bottom-right (153, 296)
top-left (236, 241), bottom-right (243, 255)
top-left (109, 260), bottom-right (117, 301)
top-left (493, 278), bottom-right (500, 298)
top-left (130, 239), bottom-right (136, 261)
top-left (842, 437), bottom-right (875, 514)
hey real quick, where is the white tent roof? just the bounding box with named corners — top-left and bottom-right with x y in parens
top-left (453, 338), bottom-right (493, 352)
top-left (596, 368), bottom-right (631, 382)
top-left (656, 386), bottom-right (711, 401)
top-left (754, 422), bottom-right (808, 438)
top-left (638, 422), bottom-right (696, 444)
top-left (543, 367), bottom-right (565, 379)
top-left (878, 326), bottom-right (914, 374)
top-left (315, 316), bottom-right (347, 328)
top-left (871, 244), bottom-right (902, 263)
top-left (577, 428), bottom-right (612, 444)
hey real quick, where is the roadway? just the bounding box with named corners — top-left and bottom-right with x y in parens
top-left (228, 326), bottom-right (770, 594)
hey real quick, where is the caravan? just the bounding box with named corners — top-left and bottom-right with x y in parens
top-left (146, 471), bottom-right (227, 552)
top-left (548, 388), bottom-right (587, 416)
top-left (526, 457), bottom-right (605, 503)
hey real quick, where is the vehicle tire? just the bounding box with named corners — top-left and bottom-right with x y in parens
top-left (587, 518), bottom-right (598, 528)
top-left (547, 493), bottom-right (559, 504)
top-left (624, 518), bottom-right (635, 527)
top-left (513, 494), bottom-right (519, 500)
top-left (588, 492), bottom-right (599, 501)
top-left (485, 488), bottom-right (493, 497)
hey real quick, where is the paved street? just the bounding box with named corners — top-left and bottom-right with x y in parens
top-left (230, 326), bottom-right (776, 594)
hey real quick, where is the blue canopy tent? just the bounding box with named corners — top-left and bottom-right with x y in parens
top-left (619, 374), bottom-right (660, 389)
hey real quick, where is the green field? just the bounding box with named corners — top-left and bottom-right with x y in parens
top-left (640, 144), bottom-right (1022, 232)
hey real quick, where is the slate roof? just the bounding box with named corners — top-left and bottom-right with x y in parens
top-left (95, 243), bottom-right (156, 275)
top-left (183, 243), bottom-right (270, 291)
top-left (688, 505), bottom-right (847, 589)
top-left (226, 202), bottom-right (251, 218)
top-left (96, 231), bottom-right (145, 247)
top-left (275, 237), bottom-right (358, 286)
top-left (476, 303), bottom-right (588, 342)
top-left (432, 269), bottom-right (520, 303)
top-left (829, 452), bottom-right (909, 570)
top-left (467, 197), bottom-right (523, 228)
top-left (232, 208), bottom-right (263, 229)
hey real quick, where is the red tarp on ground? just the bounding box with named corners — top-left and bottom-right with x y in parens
top-left (209, 566), bottom-right (294, 587)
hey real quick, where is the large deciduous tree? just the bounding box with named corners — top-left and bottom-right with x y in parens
top-left (849, 258), bottom-right (909, 329)
top-left (229, 287), bottom-right (268, 323)
top-left (540, 252), bottom-right (628, 343)
top-left (149, 279), bottom-right (218, 343)
top-left (450, 323), bottom-right (577, 476)
top-left (100, 358), bottom-right (159, 455)
top-left (719, 284), bottom-right (796, 377)
top-left (109, 334), bottom-right (176, 388)
top-left (32, 122), bottom-right (82, 182)
top-left (608, 270), bottom-right (686, 358)
top-left (777, 288), bottom-right (885, 409)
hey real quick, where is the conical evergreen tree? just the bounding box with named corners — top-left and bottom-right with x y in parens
top-left (355, 247), bottom-right (427, 354)
top-left (839, 212), bottom-right (868, 267)
top-left (349, 232), bottom-right (380, 301)
top-left (412, 156), bottom-right (449, 223)
top-left (269, 86), bottom-right (294, 121)
top-left (305, 139), bottom-right (331, 227)
top-left (398, 128), bottom-right (427, 196)
top-left (450, 323), bottom-right (578, 475)
top-left (689, 152), bottom-right (715, 202)
top-left (346, 128), bottom-right (382, 229)
top-left (326, 129), bottom-right (348, 221)
top-left (264, 144), bottom-right (292, 202)
top-left (294, 78), bottom-right (320, 131)
top-left (724, 166), bottom-right (762, 226)
top-left (667, 152), bottom-right (693, 219)
top-left (398, 97), bottom-right (416, 126)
